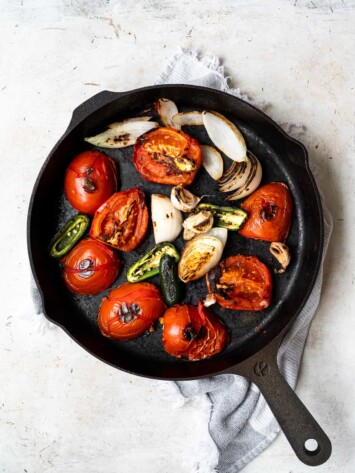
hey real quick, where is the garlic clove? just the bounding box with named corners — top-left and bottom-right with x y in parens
top-left (170, 185), bottom-right (202, 212)
top-left (183, 227), bottom-right (196, 241)
top-left (155, 98), bottom-right (181, 130)
top-left (182, 211), bottom-right (214, 234)
top-left (270, 242), bottom-right (291, 273)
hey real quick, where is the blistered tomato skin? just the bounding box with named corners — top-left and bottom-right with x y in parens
top-left (90, 188), bottom-right (149, 253)
top-left (206, 255), bottom-right (272, 311)
top-left (239, 182), bottom-right (292, 242)
top-left (61, 238), bottom-right (121, 295)
top-left (64, 151), bottom-right (117, 215)
top-left (133, 127), bottom-right (202, 186)
top-left (98, 282), bottom-right (166, 340)
top-left (162, 302), bottom-right (229, 361)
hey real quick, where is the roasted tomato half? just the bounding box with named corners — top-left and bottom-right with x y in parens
top-left (206, 255), bottom-right (272, 311)
top-left (64, 151), bottom-right (117, 215)
top-left (98, 282), bottom-right (166, 340)
top-left (162, 302), bottom-right (229, 361)
top-left (239, 182), bottom-right (292, 242)
top-left (61, 238), bottom-right (121, 295)
top-left (90, 188), bottom-right (149, 252)
top-left (133, 127), bottom-right (202, 186)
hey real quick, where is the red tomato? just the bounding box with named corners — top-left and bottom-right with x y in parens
top-left (162, 302), bottom-right (229, 361)
top-left (133, 127), bottom-right (202, 186)
top-left (61, 238), bottom-right (121, 295)
top-left (239, 182), bottom-right (292, 242)
top-left (64, 151), bottom-right (117, 215)
top-left (90, 188), bottom-right (149, 252)
top-left (206, 255), bottom-right (272, 311)
top-left (98, 282), bottom-right (166, 340)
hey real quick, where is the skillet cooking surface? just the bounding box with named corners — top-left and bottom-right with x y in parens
top-left (28, 85), bottom-right (323, 379)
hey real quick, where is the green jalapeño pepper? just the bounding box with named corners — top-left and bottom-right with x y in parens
top-left (126, 242), bottom-right (180, 283)
top-left (159, 254), bottom-right (182, 306)
top-left (49, 214), bottom-right (89, 258)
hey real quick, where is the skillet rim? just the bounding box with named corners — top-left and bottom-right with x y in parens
top-left (27, 84), bottom-right (324, 380)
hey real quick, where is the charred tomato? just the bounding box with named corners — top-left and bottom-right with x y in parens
top-left (98, 282), bottom-right (166, 340)
top-left (162, 302), bottom-right (229, 361)
top-left (239, 182), bottom-right (292, 242)
top-left (90, 188), bottom-right (149, 252)
top-left (61, 238), bottom-right (121, 295)
top-left (206, 255), bottom-right (272, 311)
top-left (64, 151), bottom-right (117, 215)
top-left (133, 127), bottom-right (202, 186)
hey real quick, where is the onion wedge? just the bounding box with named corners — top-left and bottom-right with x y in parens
top-left (84, 120), bottom-right (158, 148)
top-left (218, 151), bottom-right (262, 200)
top-left (201, 145), bottom-right (224, 181)
top-left (178, 235), bottom-right (224, 283)
top-left (107, 116), bottom-right (152, 128)
top-left (172, 111), bottom-right (203, 127)
top-left (204, 227), bottom-right (228, 248)
top-left (202, 111), bottom-right (247, 162)
top-left (151, 194), bottom-right (183, 244)
top-left (155, 98), bottom-right (181, 129)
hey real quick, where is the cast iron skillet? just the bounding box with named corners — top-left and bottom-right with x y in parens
top-left (28, 85), bottom-right (331, 466)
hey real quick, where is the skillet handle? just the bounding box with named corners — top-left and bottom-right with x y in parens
top-left (66, 90), bottom-right (123, 133)
top-left (231, 335), bottom-right (332, 466)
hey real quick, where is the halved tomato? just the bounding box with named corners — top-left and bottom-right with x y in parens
top-left (162, 301), bottom-right (229, 361)
top-left (90, 188), bottom-right (149, 252)
top-left (133, 127), bottom-right (202, 186)
top-left (64, 151), bottom-right (117, 215)
top-left (61, 238), bottom-right (121, 295)
top-left (98, 282), bottom-right (166, 340)
top-left (239, 182), bottom-right (292, 242)
top-left (206, 255), bottom-right (272, 311)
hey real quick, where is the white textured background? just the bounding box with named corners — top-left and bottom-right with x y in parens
top-left (0, 1), bottom-right (354, 472)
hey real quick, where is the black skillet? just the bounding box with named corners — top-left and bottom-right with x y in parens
top-left (27, 85), bottom-right (331, 466)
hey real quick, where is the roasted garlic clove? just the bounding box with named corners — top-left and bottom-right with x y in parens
top-left (182, 211), bottom-right (214, 234)
top-left (270, 242), bottom-right (291, 273)
top-left (171, 185), bottom-right (202, 212)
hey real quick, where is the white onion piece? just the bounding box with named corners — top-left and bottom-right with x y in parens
top-left (202, 111), bottom-right (247, 162)
top-left (84, 121), bottom-right (158, 148)
top-left (151, 194), bottom-right (183, 244)
top-left (107, 116), bottom-right (152, 128)
top-left (172, 111), bottom-right (203, 127)
top-left (219, 151), bottom-right (262, 200)
top-left (201, 145), bottom-right (224, 181)
top-left (155, 98), bottom-right (181, 129)
top-left (178, 235), bottom-right (224, 283)
top-left (204, 227), bottom-right (228, 248)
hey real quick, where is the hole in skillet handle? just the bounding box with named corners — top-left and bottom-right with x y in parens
top-left (304, 439), bottom-right (321, 456)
